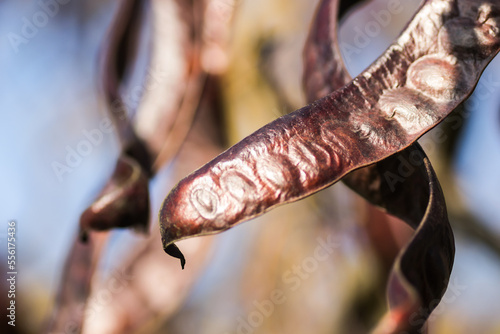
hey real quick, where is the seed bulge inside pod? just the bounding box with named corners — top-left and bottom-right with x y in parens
top-left (406, 55), bottom-right (467, 101)
top-left (190, 187), bottom-right (219, 220)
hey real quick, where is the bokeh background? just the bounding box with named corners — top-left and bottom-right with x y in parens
top-left (1, 0), bottom-right (500, 333)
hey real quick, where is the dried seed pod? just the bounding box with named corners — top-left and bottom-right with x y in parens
top-left (160, 0), bottom-right (499, 257)
top-left (302, 0), bottom-right (353, 102)
top-left (137, 0), bottom-right (207, 171)
top-left (82, 0), bottom-right (153, 234)
top-left (47, 232), bottom-right (108, 334)
top-left (100, 0), bottom-right (146, 143)
top-left (82, 0), bottom-right (211, 234)
top-left (80, 155), bottom-right (150, 234)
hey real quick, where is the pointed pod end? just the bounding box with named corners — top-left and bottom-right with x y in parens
top-left (164, 243), bottom-right (186, 270)
top-left (79, 229), bottom-right (89, 243)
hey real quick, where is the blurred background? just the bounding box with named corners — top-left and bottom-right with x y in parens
top-left (1, 0), bottom-right (500, 333)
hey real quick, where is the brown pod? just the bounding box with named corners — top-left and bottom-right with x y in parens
top-left (99, 0), bottom-right (145, 142)
top-left (159, 0), bottom-right (500, 266)
top-left (80, 156), bottom-right (150, 234)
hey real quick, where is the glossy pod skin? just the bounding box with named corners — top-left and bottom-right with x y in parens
top-left (160, 0), bottom-right (500, 250)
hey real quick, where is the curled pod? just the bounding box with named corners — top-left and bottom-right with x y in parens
top-left (304, 3), bottom-right (454, 332)
top-left (160, 0), bottom-right (499, 269)
top-left (80, 155), bottom-right (150, 235)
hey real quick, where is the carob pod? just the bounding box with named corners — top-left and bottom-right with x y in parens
top-left (80, 155), bottom-right (150, 233)
top-left (159, 0), bottom-right (499, 283)
top-left (80, 0), bottom-right (152, 235)
top-left (81, 0), bottom-right (207, 234)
